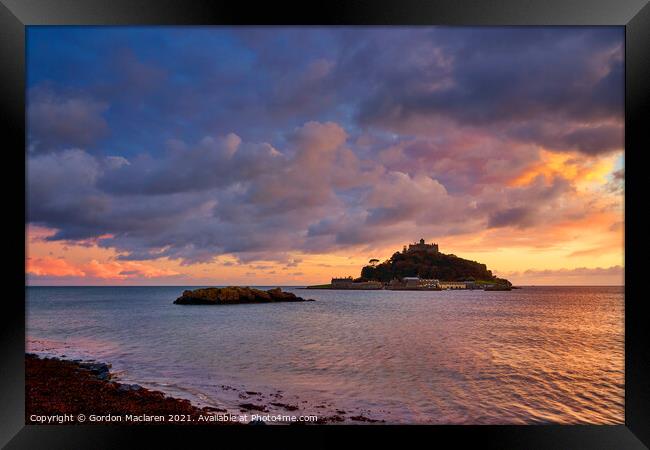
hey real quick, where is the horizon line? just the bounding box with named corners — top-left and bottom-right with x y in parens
top-left (25, 284), bottom-right (626, 288)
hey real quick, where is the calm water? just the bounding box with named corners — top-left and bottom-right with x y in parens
top-left (26, 286), bottom-right (624, 424)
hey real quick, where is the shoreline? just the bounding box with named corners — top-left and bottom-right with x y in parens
top-left (26, 353), bottom-right (235, 425)
top-left (25, 354), bottom-right (361, 425)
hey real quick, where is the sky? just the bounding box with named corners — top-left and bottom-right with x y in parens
top-left (25, 26), bottom-right (624, 286)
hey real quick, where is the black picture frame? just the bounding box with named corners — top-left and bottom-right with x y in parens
top-left (2, 0), bottom-right (648, 448)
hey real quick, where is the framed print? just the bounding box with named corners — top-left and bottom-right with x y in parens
top-left (2, 0), bottom-right (649, 448)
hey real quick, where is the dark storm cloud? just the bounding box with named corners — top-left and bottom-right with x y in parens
top-left (488, 207), bottom-right (536, 229)
top-left (509, 123), bottom-right (623, 155)
top-left (28, 85), bottom-right (110, 153)
top-left (97, 134), bottom-right (283, 196)
top-left (484, 176), bottom-right (576, 229)
top-left (356, 27), bottom-right (623, 155)
top-left (562, 125), bottom-right (623, 155)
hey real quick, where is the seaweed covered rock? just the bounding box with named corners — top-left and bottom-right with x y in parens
top-left (174, 287), bottom-right (314, 305)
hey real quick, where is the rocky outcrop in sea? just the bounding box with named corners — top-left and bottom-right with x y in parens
top-left (174, 287), bottom-right (314, 305)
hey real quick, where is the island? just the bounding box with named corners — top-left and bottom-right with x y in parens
top-left (174, 286), bottom-right (314, 305)
top-left (307, 239), bottom-right (512, 291)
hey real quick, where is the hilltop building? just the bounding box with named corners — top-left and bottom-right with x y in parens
top-left (404, 238), bottom-right (439, 254)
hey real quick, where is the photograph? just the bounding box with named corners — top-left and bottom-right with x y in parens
top-left (24, 25), bottom-right (625, 426)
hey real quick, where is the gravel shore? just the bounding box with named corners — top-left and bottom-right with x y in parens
top-left (25, 354), bottom-right (235, 425)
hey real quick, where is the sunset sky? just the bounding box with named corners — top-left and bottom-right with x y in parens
top-left (26, 27), bottom-right (624, 286)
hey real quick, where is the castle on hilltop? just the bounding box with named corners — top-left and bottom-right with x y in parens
top-left (403, 238), bottom-right (439, 254)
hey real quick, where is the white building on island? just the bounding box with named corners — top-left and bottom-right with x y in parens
top-left (438, 281), bottom-right (467, 290)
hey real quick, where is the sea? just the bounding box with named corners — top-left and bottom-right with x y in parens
top-left (26, 286), bottom-right (624, 424)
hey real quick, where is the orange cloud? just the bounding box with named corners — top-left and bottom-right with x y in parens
top-left (27, 257), bottom-right (86, 277)
top-left (26, 224), bottom-right (57, 242)
top-left (509, 150), bottom-right (617, 187)
top-left (26, 256), bottom-right (179, 280)
top-left (83, 259), bottom-right (180, 279)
